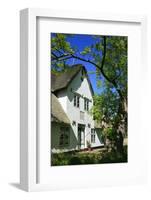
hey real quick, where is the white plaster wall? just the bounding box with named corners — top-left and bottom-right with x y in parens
top-left (67, 69), bottom-right (94, 124)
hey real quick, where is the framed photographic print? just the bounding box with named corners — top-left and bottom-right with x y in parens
top-left (20, 8), bottom-right (147, 191)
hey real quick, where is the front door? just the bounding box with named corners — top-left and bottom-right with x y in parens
top-left (78, 125), bottom-right (85, 149)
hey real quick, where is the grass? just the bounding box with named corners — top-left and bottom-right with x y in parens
top-left (51, 146), bottom-right (128, 166)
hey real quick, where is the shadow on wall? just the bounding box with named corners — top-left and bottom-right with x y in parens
top-left (51, 122), bottom-right (78, 152)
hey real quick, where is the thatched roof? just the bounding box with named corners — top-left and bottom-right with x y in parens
top-left (51, 64), bottom-right (94, 94)
top-left (51, 93), bottom-right (70, 124)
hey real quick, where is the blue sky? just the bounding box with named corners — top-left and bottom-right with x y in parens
top-left (51, 33), bottom-right (104, 94)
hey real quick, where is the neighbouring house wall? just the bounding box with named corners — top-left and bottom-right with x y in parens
top-left (91, 129), bottom-right (104, 148)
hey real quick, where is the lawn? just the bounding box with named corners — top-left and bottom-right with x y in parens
top-left (51, 147), bottom-right (127, 166)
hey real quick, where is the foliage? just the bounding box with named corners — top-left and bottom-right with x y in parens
top-left (104, 127), bottom-right (117, 141)
top-left (51, 147), bottom-right (127, 166)
top-left (91, 89), bottom-right (120, 125)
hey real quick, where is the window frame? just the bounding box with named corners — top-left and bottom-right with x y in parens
top-left (84, 98), bottom-right (89, 111)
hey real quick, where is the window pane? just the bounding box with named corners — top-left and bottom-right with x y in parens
top-left (87, 101), bottom-right (89, 111)
top-left (91, 135), bottom-right (94, 143)
top-left (84, 98), bottom-right (86, 110)
top-left (59, 134), bottom-right (64, 145)
top-left (74, 95), bottom-right (76, 106)
top-left (77, 96), bottom-right (80, 108)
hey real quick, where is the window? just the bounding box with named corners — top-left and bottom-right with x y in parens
top-left (87, 100), bottom-right (89, 111)
top-left (77, 96), bottom-right (80, 108)
top-left (74, 95), bottom-right (76, 107)
top-left (84, 98), bottom-right (89, 111)
top-left (91, 129), bottom-right (96, 143)
top-left (59, 127), bottom-right (69, 147)
top-left (84, 98), bottom-right (86, 110)
top-left (73, 94), bottom-right (80, 108)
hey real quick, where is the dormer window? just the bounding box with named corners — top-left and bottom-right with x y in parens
top-left (74, 94), bottom-right (80, 108)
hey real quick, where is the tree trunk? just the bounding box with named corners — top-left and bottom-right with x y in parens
top-left (115, 131), bottom-right (124, 154)
top-left (114, 97), bottom-right (127, 154)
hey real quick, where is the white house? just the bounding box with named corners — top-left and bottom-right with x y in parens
top-left (51, 64), bottom-right (104, 153)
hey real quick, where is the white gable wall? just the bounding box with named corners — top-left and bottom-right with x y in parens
top-left (67, 70), bottom-right (93, 121)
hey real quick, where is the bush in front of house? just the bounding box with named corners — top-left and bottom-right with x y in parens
top-left (51, 152), bottom-right (70, 166)
top-left (51, 147), bottom-right (127, 166)
top-left (69, 156), bottom-right (82, 165)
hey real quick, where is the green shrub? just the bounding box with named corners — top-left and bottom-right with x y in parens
top-left (69, 156), bottom-right (82, 165)
top-left (51, 147), bottom-right (127, 166)
top-left (51, 153), bottom-right (69, 166)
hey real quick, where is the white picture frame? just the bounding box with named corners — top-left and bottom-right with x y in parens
top-left (20, 8), bottom-right (147, 192)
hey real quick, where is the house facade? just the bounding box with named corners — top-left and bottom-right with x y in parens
top-left (51, 64), bottom-right (104, 153)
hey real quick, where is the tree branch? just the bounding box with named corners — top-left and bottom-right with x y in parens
top-left (51, 52), bottom-right (72, 61)
top-left (98, 36), bottom-right (124, 100)
top-left (51, 52), bottom-right (58, 59)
